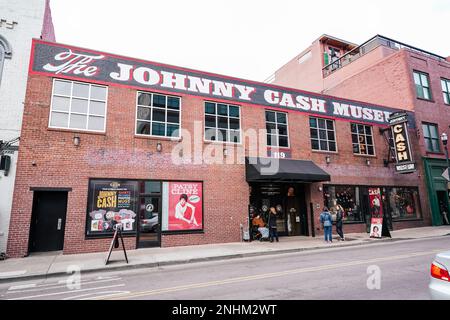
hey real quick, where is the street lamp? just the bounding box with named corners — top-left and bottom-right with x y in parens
top-left (441, 132), bottom-right (449, 172)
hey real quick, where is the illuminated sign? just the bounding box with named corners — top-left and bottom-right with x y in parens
top-left (389, 112), bottom-right (416, 174)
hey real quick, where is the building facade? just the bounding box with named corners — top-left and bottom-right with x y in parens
top-left (0, 0), bottom-right (55, 254)
top-left (7, 39), bottom-right (429, 258)
top-left (270, 34), bottom-right (450, 227)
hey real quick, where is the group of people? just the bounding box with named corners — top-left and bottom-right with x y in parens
top-left (319, 205), bottom-right (345, 243)
top-left (251, 207), bottom-right (279, 243)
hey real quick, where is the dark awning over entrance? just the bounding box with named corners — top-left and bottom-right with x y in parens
top-left (245, 157), bottom-right (331, 183)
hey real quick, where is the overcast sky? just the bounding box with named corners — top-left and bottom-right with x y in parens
top-left (51, 0), bottom-right (450, 82)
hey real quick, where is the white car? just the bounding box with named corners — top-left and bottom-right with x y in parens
top-left (429, 250), bottom-right (450, 300)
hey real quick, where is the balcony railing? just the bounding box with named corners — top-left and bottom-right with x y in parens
top-left (322, 35), bottom-right (447, 77)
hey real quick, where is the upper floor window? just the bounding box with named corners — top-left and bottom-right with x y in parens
top-left (441, 78), bottom-right (450, 105)
top-left (309, 117), bottom-right (337, 152)
top-left (204, 101), bottom-right (241, 143)
top-left (413, 71), bottom-right (432, 100)
top-left (136, 92), bottom-right (181, 138)
top-left (422, 122), bottom-right (440, 153)
top-left (49, 79), bottom-right (107, 132)
top-left (0, 35), bottom-right (12, 87)
top-left (351, 123), bottom-right (375, 156)
top-left (265, 110), bottom-right (289, 148)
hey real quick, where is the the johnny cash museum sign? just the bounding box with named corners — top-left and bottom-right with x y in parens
top-left (389, 112), bottom-right (417, 174)
top-left (30, 40), bottom-right (415, 126)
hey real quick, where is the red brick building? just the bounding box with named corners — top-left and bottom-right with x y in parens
top-left (270, 34), bottom-right (450, 227)
top-left (7, 39), bottom-right (429, 258)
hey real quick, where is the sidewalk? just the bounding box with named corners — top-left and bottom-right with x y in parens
top-left (1, 226), bottom-right (450, 283)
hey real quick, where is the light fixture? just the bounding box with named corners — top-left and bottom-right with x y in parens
top-left (73, 135), bottom-right (80, 147)
top-left (366, 159), bottom-right (371, 166)
top-left (325, 155), bottom-right (331, 164)
top-left (318, 186), bottom-right (323, 192)
top-left (156, 142), bottom-right (162, 152)
top-left (223, 148), bottom-right (228, 157)
top-left (441, 132), bottom-right (448, 146)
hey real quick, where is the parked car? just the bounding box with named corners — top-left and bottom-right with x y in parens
top-left (140, 213), bottom-right (159, 233)
top-left (429, 250), bottom-right (450, 300)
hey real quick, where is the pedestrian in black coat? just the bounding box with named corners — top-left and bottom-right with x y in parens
top-left (268, 207), bottom-right (279, 243)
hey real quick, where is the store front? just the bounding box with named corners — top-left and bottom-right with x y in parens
top-left (423, 158), bottom-right (450, 226)
top-left (246, 157), bottom-right (330, 238)
top-left (323, 185), bottom-right (423, 232)
top-left (85, 179), bottom-right (204, 249)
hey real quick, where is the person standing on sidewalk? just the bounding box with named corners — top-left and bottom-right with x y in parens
top-left (320, 207), bottom-right (333, 243)
top-left (268, 207), bottom-right (279, 243)
top-left (335, 204), bottom-right (345, 241)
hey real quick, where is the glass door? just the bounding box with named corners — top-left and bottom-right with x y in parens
top-left (137, 196), bottom-right (161, 248)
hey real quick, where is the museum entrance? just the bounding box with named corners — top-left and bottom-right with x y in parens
top-left (249, 183), bottom-right (309, 237)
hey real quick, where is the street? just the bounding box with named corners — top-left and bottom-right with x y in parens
top-left (1, 236), bottom-right (449, 300)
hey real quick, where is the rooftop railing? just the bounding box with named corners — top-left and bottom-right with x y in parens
top-left (322, 35), bottom-right (447, 77)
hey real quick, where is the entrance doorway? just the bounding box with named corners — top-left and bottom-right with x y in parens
top-left (137, 181), bottom-right (162, 248)
top-left (249, 183), bottom-right (309, 237)
top-left (29, 191), bottom-right (68, 253)
top-left (437, 191), bottom-right (450, 225)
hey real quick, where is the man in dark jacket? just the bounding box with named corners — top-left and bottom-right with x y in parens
top-left (268, 207), bottom-right (279, 243)
top-left (335, 204), bottom-right (345, 241)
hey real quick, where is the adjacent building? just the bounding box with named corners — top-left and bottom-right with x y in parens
top-left (0, 0), bottom-right (55, 254)
top-left (7, 39), bottom-right (429, 257)
top-left (269, 34), bottom-right (450, 226)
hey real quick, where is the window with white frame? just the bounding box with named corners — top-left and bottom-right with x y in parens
top-left (204, 101), bottom-right (241, 143)
top-left (351, 123), bottom-right (375, 155)
top-left (49, 79), bottom-right (107, 132)
top-left (309, 117), bottom-right (337, 152)
top-left (136, 92), bottom-right (181, 138)
top-left (265, 110), bottom-right (289, 148)
top-left (441, 78), bottom-right (450, 105)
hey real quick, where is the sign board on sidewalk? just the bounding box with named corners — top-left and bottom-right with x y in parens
top-left (442, 168), bottom-right (449, 182)
top-left (369, 188), bottom-right (383, 238)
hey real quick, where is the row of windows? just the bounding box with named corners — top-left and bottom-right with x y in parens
top-left (413, 70), bottom-right (450, 105)
top-left (49, 79), bottom-right (378, 155)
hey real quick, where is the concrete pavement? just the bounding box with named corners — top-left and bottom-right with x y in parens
top-left (0, 226), bottom-right (449, 283)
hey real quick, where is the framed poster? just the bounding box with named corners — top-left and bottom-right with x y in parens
top-left (86, 179), bottom-right (138, 238)
top-left (162, 181), bottom-right (203, 232)
top-left (368, 187), bottom-right (383, 238)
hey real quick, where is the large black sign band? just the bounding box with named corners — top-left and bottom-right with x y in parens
top-left (30, 40), bottom-right (416, 127)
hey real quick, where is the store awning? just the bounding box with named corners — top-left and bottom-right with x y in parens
top-left (245, 157), bottom-right (331, 183)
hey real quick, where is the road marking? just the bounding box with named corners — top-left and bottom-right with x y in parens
top-left (62, 290), bottom-right (130, 300)
top-left (7, 284), bottom-right (125, 300)
top-left (7, 277), bottom-right (121, 294)
top-left (8, 283), bottom-right (37, 290)
top-left (96, 248), bottom-right (445, 300)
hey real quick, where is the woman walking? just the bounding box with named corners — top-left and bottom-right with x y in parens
top-left (268, 207), bottom-right (279, 243)
top-left (320, 206), bottom-right (333, 243)
top-left (335, 204), bottom-right (345, 241)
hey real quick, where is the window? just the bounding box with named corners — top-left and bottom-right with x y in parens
top-left (422, 123), bottom-right (440, 152)
top-left (441, 78), bottom-right (450, 105)
top-left (0, 35), bottom-right (12, 87)
top-left (204, 101), bottom-right (241, 143)
top-left (323, 186), bottom-right (364, 223)
top-left (136, 92), bottom-right (181, 138)
top-left (413, 71), bottom-right (432, 100)
top-left (351, 123), bottom-right (375, 155)
top-left (309, 117), bottom-right (337, 152)
top-left (49, 79), bottom-right (107, 132)
top-left (384, 187), bottom-right (422, 221)
top-left (265, 110), bottom-right (289, 148)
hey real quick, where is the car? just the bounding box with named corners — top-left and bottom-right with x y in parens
top-left (140, 214), bottom-right (159, 232)
top-left (429, 250), bottom-right (450, 300)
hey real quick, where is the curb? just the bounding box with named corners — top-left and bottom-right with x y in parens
top-left (0, 236), bottom-right (398, 284)
top-left (1, 234), bottom-right (447, 284)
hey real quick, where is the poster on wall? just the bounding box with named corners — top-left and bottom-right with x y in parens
top-left (162, 182), bottom-right (203, 232)
top-left (369, 188), bottom-right (383, 238)
top-left (86, 180), bottom-right (138, 237)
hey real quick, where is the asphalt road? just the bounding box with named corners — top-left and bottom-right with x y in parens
top-left (1, 236), bottom-right (449, 300)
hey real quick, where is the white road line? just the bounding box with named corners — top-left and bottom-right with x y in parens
top-left (63, 291), bottom-right (130, 300)
top-left (8, 283), bottom-right (37, 291)
top-left (8, 284), bottom-right (126, 300)
top-left (0, 271), bottom-right (27, 279)
top-left (7, 278), bottom-right (122, 294)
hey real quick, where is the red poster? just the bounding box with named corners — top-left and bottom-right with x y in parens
top-left (168, 182), bottom-right (203, 231)
top-left (369, 188), bottom-right (383, 238)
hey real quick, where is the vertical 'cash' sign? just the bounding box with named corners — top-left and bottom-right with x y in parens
top-left (389, 112), bottom-right (417, 174)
